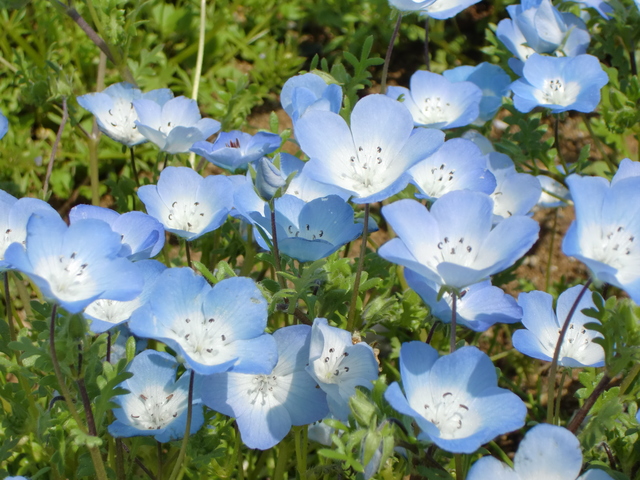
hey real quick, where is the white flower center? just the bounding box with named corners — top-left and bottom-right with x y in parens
top-left (558, 323), bottom-right (594, 360)
top-left (166, 200), bottom-right (208, 233)
top-left (422, 96), bottom-right (452, 124)
top-left (433, 236), bottom-right (477, 267)
top-left (423, 391), bottom-right (470, 439)
top-left (423, 162), bottom-right (456, 198)
top-left (107, 98), bottom-right (143, 144)
top-left (37, 252), bottom-right (96, 301)
top-left (590, 224), bottom-right (635, 269)
top-left (246, 374), bottom-right (279, 406)
top-left (535, 78), bottom-right (581, 107)
top-left (84, 297), bottom-right (141, 324)
top-left (127, 388), bottom-right (186, 431)
top-left (345, 145), bottom-right (385, 193)
top-left (167, 314), bottom-right (229, 365)
top-left (312, 345), bottom-right (352, 385)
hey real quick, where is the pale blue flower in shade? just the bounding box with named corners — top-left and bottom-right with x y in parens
top-left (255, 157), bottom-right (287, 201)
top-left (562, 170), bottom-right (640, 303)
top-left (234, 182), bottom-right (371, 262)
top-left (138, 166), bottom-right (233, 241)
top-left (201, 325), bottom-right (329, 450)
top-left (496, 0), bottom-right (590, 76)
top-left (407, 138), bottom-right (496, 201)
top-left (467, 424), bottom-right (615, 480)
top-left (4, 215), bottom-right (143, 314)
top-left (108, 350), bottom-right (204, 443)
top-left (0, 110), bottom-right (8, 140)
top-left (281, 73), bottom-right (343, 123)
top-left (405, 269), bottom-right (522, 332)
top-left (378, 192), bottom-right (539, 290)
top-left (83, 260), bottom-right (167, 334)
top-left (308, 416), bottom-right (336, 446)
top-left (462, 130), bottom-right (495, 155)
top-left (511, 54), bottom-right (608, 114)
top-left (190, 130), bottom-right (281, 172)
top-left (0, 190), bottom-right (60, 272)
top-left (487, 152), bottom-right (541, 222)
top-left (389, 0), bottom-right (481, 19)
top-left (128, 268), bottom-right (278, 375)
top-left (610, 158), bottom-right (640, 183)
top-left (77, 82), bottom-right (173, 147)
top-left (280, 153), bottom-right (352, 202)
top-left (387, 71), bottom-right (482, 129)
top-left (385, 342), bottom-right (526, 453)
top-left (566, 0), bottom-right (613, 19)
top-left (512, 285), bottom-right (604, 367)
top-left (69, 205), bottom-right (164, 261)
top-left (537, 170), bottom-right (571, 208)
top-left (295, 94), bottom-right (445, 204)
top-left (306, 318), bottom-right (379, 422)
top-left (133, 96), bottom-right (220, 154)
top-left (442, 63), bottom-right (511, 123)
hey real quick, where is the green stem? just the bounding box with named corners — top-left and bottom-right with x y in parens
top-left (168, 369), bottom-right (194, 480)
top-left (347, 203), bottom-right (370, 332)
top-left (380, 14), bottom-right (402, 95)
top-left (450, 292), bottom-right (458, 353)
top-left (619, 363), bottom-right (640, 397)
top-left (455, 453), bottom-right (465, 480)
top-left (546, 279), bottom-right (592, 424)
top-left (4, 272), bottom-right (15, 343)
top-left (553, 369), bottom-right (568, 425)
top-left (567, 372), bottom-right (611, 433)
top-left (488, 441), bottom-right (513, 468)
top-left (129, 147), bottom-right (140, 187)
top-left (294, 426), bottom-right (308, 479)
top-left (554, 114), bottom-right (568, 173)
top-left (545, 209), bottom-right (558, 293)
top-left (269, 201), bottom-right (286, 290)
top-left (185, 240), bottom-right (192, 269)
top-left (157, 441), bottom-right (163, 480)
top-left (273, 438), bottom-right (290, 480)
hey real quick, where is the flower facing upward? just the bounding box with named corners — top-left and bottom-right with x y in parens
top-left (77, 82), bottom-right (173, 147)
top-left (295, 94), bottom-right (444, 204)
top-left (385, 342), bottom-right (526, 453)
top-left (389, 0), bottom-right (482, 20)
top-left (109, 350), bottom-right (204, 443)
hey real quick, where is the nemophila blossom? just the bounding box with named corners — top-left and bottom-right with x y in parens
top-left (388, 0), bottom-right (482, 19)
top-left (462, 129), bottom-right (495, 155)
top-left (255, 157), bottom-right (287, 201)
top-left (405, 269), bottom-right (522, 332)
top-left (84, 260), bottom-right (167, 334)
top-left (234, 181), bottom-right (371, 262)
top-left (307, 318), bottom-right (379, 421)
top-left (467, 424), bottom-right (615, 480)
top-left (0, 110), bottom-right (7, 140)
top-left (129, 268), bottom-right (277, 375)
top-left (496, 0), bottom-right (590, 75)
top-left (77, 82), bottom-right (173, 147)
top-left (138, 166), bottom-right (233, 241)
top-left (4, 215), bottom-right (143, 314)
top-left (407, 138), bottom-right (496, 201)
top-left (537, 165), bottom-right (571, 208)
top-left (387, 71), bottom-right (482, 129)
top-left (562, 169), bottom-right (640, 303)
top-left (281, 73), bottom-right (343, 123)
top-left (69, 205), bottom-right (164, 261)
top-left (295, 94), bottom-right (445, 203)
top-left (0, 191), bottom-right (60, 271)
top-left (569, 0), bottom-right (613, 19)
top-left (487, 152), bottom-right (541, 221)
top-left (280, 153), bottom-right (351, 202)
top-left (512, 286), bottom-right (604, 367)
top-left (133, 96), bottom-right (220, 154)
top-left (108, 350), bottom-right (204, 442)
top-left (190, 130), bottom-right (281, 172)
top-left (511, 54), bottom-right (608, 114)
top-left (202, 325), bottom-right (329, 450)
top-left (442, 63), bottom-right (511, 123)
top-left (385, 342), bottom-right (526, 453)
top-left (379, 192), bottom-right (539, 290)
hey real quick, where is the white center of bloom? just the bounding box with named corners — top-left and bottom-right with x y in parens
top-left (167, 314), bottom-right (229, 365)
top-left (312, 345), bottom-right (352, 385)
top-left (589, 224), bottom-right (635, 270)
top-left (107, 98), bottom-right (144, 145)
top-left (166, 200), bottom-right (208, 233)
top-left (423, 391), bottom-right (470, 439)
top-left (36, 252), bottom-right (97, 302)
top-left (0, 226), bottom-right (24, 261)
top-left (126, 387), bottom-right (187, 431)
top-left (84, 297), bottom-right (141, 325)
top-left (286, 222), bottom-right (325, 241)
top-left (345, 144), bottom-right (385, 193)
top-left (422, 96), bottom-right (452, 125)
top-left (432, 235), bottom-right (477, 267)
top-left (558, 322), bottom-right (594, 360)
top-left (423, 162), bottom-right (456, 198)
top-left (246, 374), bottom-right (279, 406)
top-left (534, 78), bottom-right (581, 107)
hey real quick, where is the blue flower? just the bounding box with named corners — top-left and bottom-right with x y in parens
top-left (69, 205), bottom-right (164, 261)
top-left (467, 424), bottom-right (614, 480)
top-left (407, 138), bottom-right (496, 201)
top-left (306, 318), bottom-right (379, 422)
top-left (108, 350), bottom-right (204, 443)
top-left (83, 259), bottom-right (167, 334)
top-left (133, 96), bottom-right (220, 154)
top-left (442, 63), bottom-right (511, 123)
top-left (562, 168), bottom-right (640, 303)
top-left (487, 152), bottom-right (541, 222)
top-left (201, 325), bottom-right (329, 450)
top-left (138, 166), bottom-right (233, 241)
top-left (77, 82), bottom-right (173, 147)
top-left (191, 130), bottom-right (281, 172)
top-left (234, 185), bottom-right (370, 262)
top-left (128, 268), bottom-right (278, 375)
top-left (405, 269), bottom-right (522, 332)
top-left (496, 0), bottom-right (590, 75)
top-left (567, 0), bottom-right (613, 19)
top-left (255, 157), bottom-right (287, 201)
top-left (0, 110), bottom-right (8, 140)
top-left (512, 285), bottom-right (604, 367)
top-left (387, 71), bottom-right (482, 129)
top-left (0, 190), bottom-right (60, 272)
top-left (281, 73), bottom-right (343, 123)
top-left (4, 215), bottom-right (143, 314)
top-left (295, 94), bottom-right (444, 204)
top-left (537, 169), bottom-right (571, 208)
top-left (511, 54), bottom-right (608, 114)
top-left (388, 0), bottom-right (482, 19)
top-left (280, 153), bottom-right (352, 202)
top-left (379, 192), bottom-right (539, 290)
top-left (385, 342), bottom-right (526, 453)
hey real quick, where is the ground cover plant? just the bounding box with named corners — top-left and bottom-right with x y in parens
top-left (1, 0), bottom-right (640, 478)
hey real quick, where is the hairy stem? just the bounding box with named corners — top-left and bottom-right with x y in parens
top-left (347, 203), bottom-right (370, 332)
top-left (168, 369), bottom-right (194, 480)
top-left (545, 209), bottom-right (558, 293)
top-left (567, 373), bottom-right (611, 433)
top-left (380, 14), bottom-right (402, 94)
